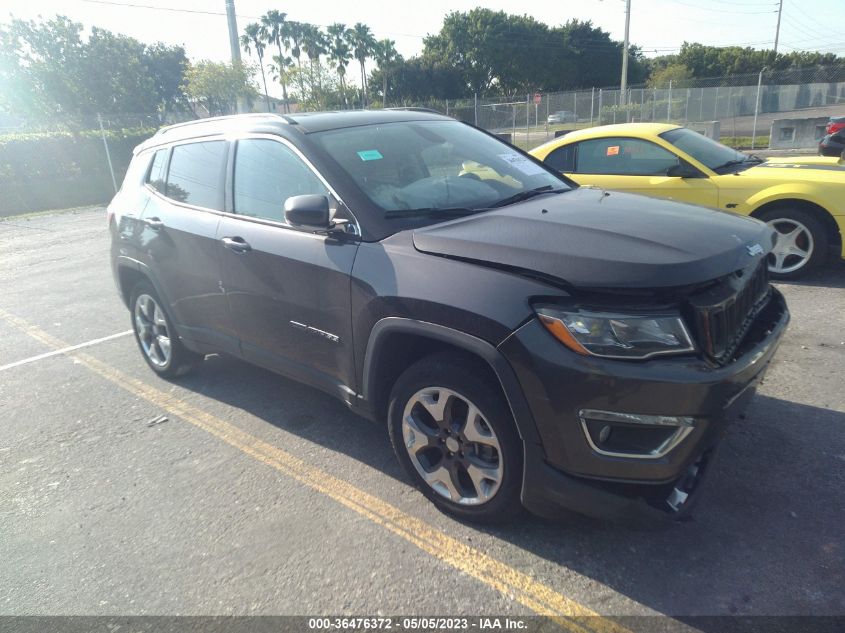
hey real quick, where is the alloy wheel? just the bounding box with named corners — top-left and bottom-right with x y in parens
top-left (133, 294), bottom-right (172, 368)
top-left (766, 218), bottom-right (814, 275)
top-left (401, 387), bottom-right (503, 505)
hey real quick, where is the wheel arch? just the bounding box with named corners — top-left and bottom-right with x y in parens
top-left (116, 259), bottom-right (175, 311)
top-left (117, 262), bottom-right (146, 308)
top-left (750, 198), bottom-right (842, 250)
top-left (360, 318), bottom-right (541, 446)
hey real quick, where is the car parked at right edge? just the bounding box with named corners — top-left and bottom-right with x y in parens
top-left (819, 116), bottom-right (845, 158)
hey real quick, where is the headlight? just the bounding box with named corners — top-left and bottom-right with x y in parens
top-left (536, 307), bottom-right (695, 359)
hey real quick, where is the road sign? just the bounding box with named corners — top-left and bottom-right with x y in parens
top-left (533, 93), bottom-right (542, 105)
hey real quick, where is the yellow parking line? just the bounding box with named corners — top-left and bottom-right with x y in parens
top-left (0, 307), bottom-right (639, 633)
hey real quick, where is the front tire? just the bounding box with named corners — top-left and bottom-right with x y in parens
top-left (759, 207), bottom-right (829, 280)
top-left (130, 281), bottom-right (201, 378)
top-left (387, 352), bottom-right (523, 523)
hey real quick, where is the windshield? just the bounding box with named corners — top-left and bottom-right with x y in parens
top-left (312, 120), bottom-right (571, 216)
top-left (660, 127), bottom-right (748, 170)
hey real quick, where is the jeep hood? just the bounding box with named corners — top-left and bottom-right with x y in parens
top-left (412, 188), bottom-right (775, 289)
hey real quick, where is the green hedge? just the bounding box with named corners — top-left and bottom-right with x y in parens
top-left (0, 127), bottom-right (155, 216)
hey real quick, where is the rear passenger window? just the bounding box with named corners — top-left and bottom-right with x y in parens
top-left (233, 139), bottom-right (329, 222)
top-left (166, 141), bottom-right (227, 210)
top-left (544, 145), bottom-right (575, 173)
top-left (146, 149), bottom-right (169, 194)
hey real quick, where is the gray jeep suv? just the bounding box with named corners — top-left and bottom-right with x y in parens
top-left (109, 111), bottom-right (789, 523)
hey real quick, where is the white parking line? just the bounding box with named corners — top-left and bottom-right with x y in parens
top-left (0, 330), bottom-right (133, 372)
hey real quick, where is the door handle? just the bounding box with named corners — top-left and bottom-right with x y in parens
top-left (221, 236), bottom-right (252, 253)
top-left (144, 217), bottom-right (164, 230)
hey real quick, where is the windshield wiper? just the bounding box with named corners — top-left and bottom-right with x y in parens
top-left (488, 185), bottom-right (566, 208)
top-left (713, 155), bottom-right (764, 172)
top-left (384, 207), bottom-right (482, 219)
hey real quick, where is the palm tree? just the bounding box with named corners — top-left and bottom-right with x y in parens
top-left (349, 23), bottom-right (376, 109)
top-left (374, 39), bottom-right (400, 107)
top-left (327, 23), bottom-right (352, 109)
top-left (260, 10), bottom-right (290, 113)
top-left (269, 54), bottom-right (295, 110)
top-left (240, 22), bottom-right (271, 112)
top-left (284, 20), bottom-right (306, 101)
top-left (301, 24), bottom-right (328, 108)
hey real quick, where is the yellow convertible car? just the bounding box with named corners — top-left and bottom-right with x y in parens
top-left (530, 123), bottom-right (845, 279)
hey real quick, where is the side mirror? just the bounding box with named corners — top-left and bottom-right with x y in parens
top-left (666, 162), bottom-right (701, 178)
top-left (284, 194), bottom-right (331, 228)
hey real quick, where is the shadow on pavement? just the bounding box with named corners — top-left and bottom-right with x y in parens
top-left (774, 259), bottom-right (845, 290)
top-left (175, 353), bottom-right (845, 619)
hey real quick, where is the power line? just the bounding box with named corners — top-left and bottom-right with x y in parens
top-left (664, 0), bottom-right (779, 15)
top-left (81, 0), bottom-right (238, 17)
top-left (774, 18), bottom-right (845, 51)
top-left (69, 0), bottom-right (845, 58)
top-left (703, 0), bottom-right (779, 5)
top-left (782, 9), bottom-right (831, 40)
top-left (786, 3), bottom-right (833, 33)
top-left (781, 40), bottom-right (845, 52)
top-left (64, 0), bottom-right (711, 53)
top-left (77, 0), bottom-right (426, 39)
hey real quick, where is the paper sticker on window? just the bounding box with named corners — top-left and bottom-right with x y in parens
top-left (606, 146), bottom-right (620, 156)
top-left (498, 153), bottom-right (546, 176)
top-left (357, 149), bottom-right (383, 161)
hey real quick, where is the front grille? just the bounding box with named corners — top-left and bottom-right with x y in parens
top-left (688, 263), bottom-right (771, 362)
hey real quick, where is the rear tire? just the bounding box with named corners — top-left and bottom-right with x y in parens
top-left (387, 352), bottom-right (523, 523)
top-left (758, 207), bottom-right (829, 280)
top-left (129, 281), bottom-right (201, 378)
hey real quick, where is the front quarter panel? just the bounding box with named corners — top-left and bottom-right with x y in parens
top-left (350, 232), bottom-right (569, 388)
top-left (714, 176), bottom-right (842, 218)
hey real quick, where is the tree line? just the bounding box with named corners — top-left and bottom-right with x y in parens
top-left (2, 8), bottom-right (843, 129)
top-left (0, 16), bottom-right (193, 125)
top-left (648, 43), bottom-right (845, 88)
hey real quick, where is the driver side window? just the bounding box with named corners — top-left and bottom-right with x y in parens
top-left (574, 137), bottom-right (679, 176)
top-left (233, 139), bottom-right (330, 222)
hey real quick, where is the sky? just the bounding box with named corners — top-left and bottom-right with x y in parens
top-left (3, 0), bottom-right (845, 97)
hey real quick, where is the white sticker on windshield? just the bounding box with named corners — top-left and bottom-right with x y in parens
top-left (498, 153), bottom-right (546, 176)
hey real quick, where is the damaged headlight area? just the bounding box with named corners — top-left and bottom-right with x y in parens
top-left (535, 306), bottom-right (696, 360)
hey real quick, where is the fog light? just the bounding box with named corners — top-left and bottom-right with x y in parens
top-left (578, 409), bottom-right (694, 459)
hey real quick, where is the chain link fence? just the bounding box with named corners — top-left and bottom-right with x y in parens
top-left (407, 66), bottom-right (845, 150)
top-left (2, 66), bottom-right (843, 214)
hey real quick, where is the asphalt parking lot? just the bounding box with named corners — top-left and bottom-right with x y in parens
top-left (1, 207), bottom-right (843, 630)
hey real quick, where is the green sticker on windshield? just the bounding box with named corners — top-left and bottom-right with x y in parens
top-left (357, 149), bottom-right (383, 161)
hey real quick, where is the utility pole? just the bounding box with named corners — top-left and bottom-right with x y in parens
top-left (752, 67), bottom-right (767, 150)
top-left (773, 0), bottom-right (783, 55)
top-left (225, 0), bottom-right (241, 64)
top-left (225, 0), bottom-right (246, 113)
top-left (620, 0), bottom-right (631, 106)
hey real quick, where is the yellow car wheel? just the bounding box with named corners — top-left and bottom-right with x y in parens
top-left (759, 208), bottom-right (829, 280)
